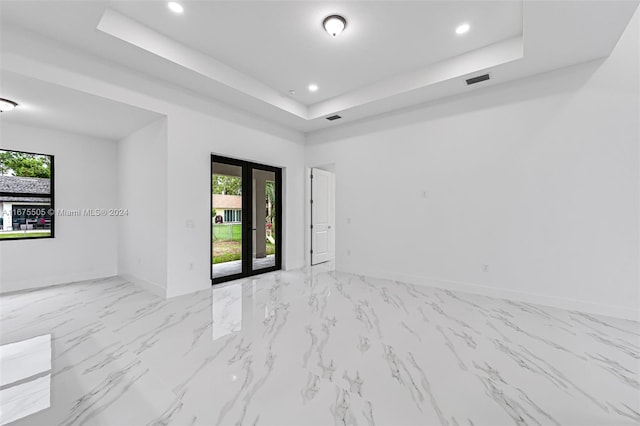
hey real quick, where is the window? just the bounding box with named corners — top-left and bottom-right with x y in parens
top-left (224, 209), bottom-right (242, 223)
top-left (0, 149), bottom-right (54, 240)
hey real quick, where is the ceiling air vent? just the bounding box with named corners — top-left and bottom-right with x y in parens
top-left (466, 74), bottom-right (490, 85)
top-left (326, 114), bottom-right (342, 121)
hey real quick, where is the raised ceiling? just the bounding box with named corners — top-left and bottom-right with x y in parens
top-left (0, 1), bottom-right (638, 133)
top-left (0, 71), bottom-right (163, 140)
top-left (108, 1), bottom-right (523, 105)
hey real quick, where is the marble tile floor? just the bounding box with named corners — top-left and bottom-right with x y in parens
top-left (0, 267), bottom-right (638, 426)
top-left (212, 255), bottom-right (276, 279)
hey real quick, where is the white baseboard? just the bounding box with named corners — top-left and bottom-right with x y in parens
top-left (120, 273), bottom-right (166, 298)
top-left (350, 268), bottom-right (638, 322)
top-left (285, 262), bottom-right (305, 271)
top-left (0, 270), bottom-right (118, 294)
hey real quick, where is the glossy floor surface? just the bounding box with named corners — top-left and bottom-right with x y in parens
top-left (0, 268), bottom-right (638, 425)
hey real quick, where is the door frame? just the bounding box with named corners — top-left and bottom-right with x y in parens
top-left (307, 165), bottom-right (335, 266)
top-left (211, 154), bottom-right (282, 284)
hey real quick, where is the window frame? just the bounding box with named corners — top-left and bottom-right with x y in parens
top-left (223, 209), bottom-right (242, 223)
top-left (0, 149), bottom-right (55, 242)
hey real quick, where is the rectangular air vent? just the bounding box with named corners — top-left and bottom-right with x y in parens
top-left (326, 115), bottom-right (342, 121)
top-left (466, 74), bottom-right (490, 85)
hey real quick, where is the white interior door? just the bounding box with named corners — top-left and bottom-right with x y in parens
top-left (311, 168), bottom-right (333, 265)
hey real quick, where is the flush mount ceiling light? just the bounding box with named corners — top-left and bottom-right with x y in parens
top-left (168, 2), bottom-right (184, 14)
top-left (456, 23), bottom-right (470, 35)
top-left (0, 98), bottom-right (18, 112)
top-left (308, 84), bottom-right (319, 92)
top-left (323, 15), bottom-right (346, 37)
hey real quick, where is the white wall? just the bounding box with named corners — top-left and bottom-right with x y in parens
top-left (117, 118), bottom-right (168, 295)
top-left (0, 123), bottom-right (118, 292)
top-left (165, 110), bottom-right (306, 297)
top-left (3, 11), bottom-right (636, 316)
top-left (306, 13), bottom-right (640, 320)
top-left (0, 29), bottom-right (308, 299)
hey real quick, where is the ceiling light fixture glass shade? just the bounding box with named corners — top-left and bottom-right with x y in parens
top-left (0, 98), bottom-right (18, 112)
top-left (323, 15), bottom-right (346, 37)
top-left (168, 2), bottom-right (184, 14)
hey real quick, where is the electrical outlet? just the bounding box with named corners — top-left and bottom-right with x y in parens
top-left (482, 264), bottom-right (489, 272)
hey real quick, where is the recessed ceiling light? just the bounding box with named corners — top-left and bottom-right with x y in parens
top-left (168, 2), bottom-right (184, 14)
top-left (308, 84), bottom-right (319, 92)
top-left (456, 23), bottom-right (470, 35)
top-left (323, 15), bottom-right (347, 37)
top-left (0, 98), bottom-right (18, 112)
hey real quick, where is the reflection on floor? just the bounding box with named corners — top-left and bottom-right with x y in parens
top-left (0, 335), bottom-right (52, 425)
top-left (212, 254), bottom-right (275, 278)
top-left (0, 267), bottom-right (638, 425)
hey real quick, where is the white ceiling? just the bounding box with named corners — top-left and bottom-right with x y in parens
top-left (0, 71), bottom-right (163, 140)
top-left (109, 1), bottom-right (523, 105)
top-left (0, 1), bottom-right (638, 134)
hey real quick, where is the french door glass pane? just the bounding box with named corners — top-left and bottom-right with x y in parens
top-left (212, 161), bottom-right (243, 279)
top-left (252, 168), bottom-right (276, 271)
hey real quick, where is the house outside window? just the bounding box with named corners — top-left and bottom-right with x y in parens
top-left (212, 194), bottom-right (242, 224)
top-left (0, 150), bottom-right (54, 241)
